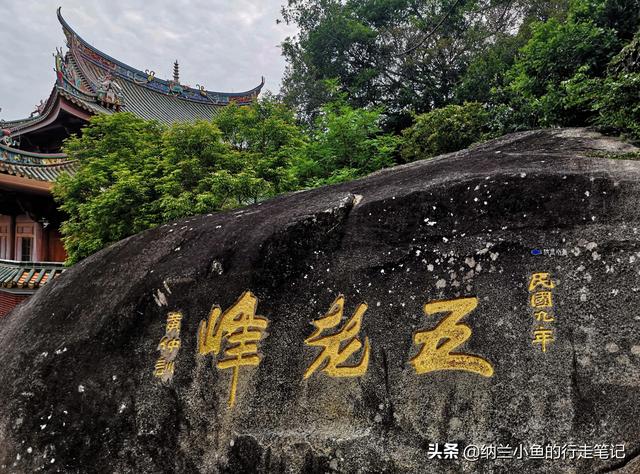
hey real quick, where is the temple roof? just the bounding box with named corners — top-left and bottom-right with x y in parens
top-left (2, 8), bottom-right (263, 135)
top-left (56, 8), bottom-right (264, 123)
top-left (0, 8), bottom-right (264, 189)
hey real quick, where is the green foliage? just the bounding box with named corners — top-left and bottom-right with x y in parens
top-left (454, 35), bottom-right (524, 105)
top-left (496, 0), bottom-right (640, 129)
top-left (591, 73), bottom-right (640, 139)
top-left (155, 120), bottom-right (268, 221)
top-left (608, 30), bottom-right (640, 74)
top-left (569, 0), bottom-right (640, 41)
top-left (281, 0), bottom-right (640, 133)
top-left (505, 17), bottom-right (619, 126)
top-left (280, 0), bottom-right (530, 125)
top-left (53, 113), bottom-right (165, 263)
top-left (534, 35), bottom-right (640, 139)
top-left (212, 93), bottom-right (304, 194)
top-left (400, 102), bottom-right (498, 161)
top-left (293, 96), bottom-right (399, 186)
top-left (54, 97), bottom-right (400, 263)
top-left (54, 104), bottom-right (301, 264)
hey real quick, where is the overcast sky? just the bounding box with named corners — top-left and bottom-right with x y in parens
top-left (0, 0), bottom-right (297, 120)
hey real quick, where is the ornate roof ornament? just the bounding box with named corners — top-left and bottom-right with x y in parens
top-left (53, 47), bottom-right (86, 93)
top-left (167, 60), bottom-right (186, 95)
top-left (30, 100), bottom-right (46, 118)
top-left (195, 84), bottom-right (208, 97)
top-left (1, 129), bottom-right (18, 148)
top-left (53, 48), bottom-right (66, 86)
top-left (96, 75), bottom-right (124, 110)
top-left (1, 129), bottom-right (11, 146)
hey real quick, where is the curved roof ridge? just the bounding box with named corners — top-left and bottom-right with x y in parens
top-left (2, 88), bottom-right (60, 133)
top-left (57, 7), bottom-right (265, 101)
top-left (0, 142), bottom-right (69, 160)
top-left (64, 50), bottom-right (98, 94)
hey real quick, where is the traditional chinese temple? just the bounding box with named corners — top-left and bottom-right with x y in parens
top-left (0, 8), bottom-right (263, 315)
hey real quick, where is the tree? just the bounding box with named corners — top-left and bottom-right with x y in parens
top-left (293, 95), bottom-right (400, 187)
top-left (507, 19), bottom-right (619, 98)
top-left (400, 102), bottom-right (498, 161)
top-left (154, 120), bottom-right (268, 220)
top-left (53, 113), bottom-right (165, 264)
top-left (570, 0), bottom-right (640, 42)
top-left (212, 93), bottom-right (305, 195)
top-left (564, 70), bottom-right (640, 140)
top-left (453, 34), bottom-right (524, 105)
top-left (280, 0), bottom-right (529, 128)
top-left (54, 112), bottom-right (283, 264)
top-left (500, 0), bottom-right (635, 127)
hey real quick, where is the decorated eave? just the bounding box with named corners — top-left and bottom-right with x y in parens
top-left (0, 142), bottom-right (76, 193)
top-left (0, 259), bottom-right (65, 293)
top-left (1, 85), bottom-right (99, 138)
top-left (0, 143), bottom-right (76, 181)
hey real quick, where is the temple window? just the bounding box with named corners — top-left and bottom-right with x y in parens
top-left (15, 216), bottom-right (40, 262)
top-left (0, 216), bottom-right (11, 260)
top-left (20, 238), bottom-right (33, 262)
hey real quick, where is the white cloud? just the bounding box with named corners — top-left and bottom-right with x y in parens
top-left (0, 0), bottom-right (297, 119)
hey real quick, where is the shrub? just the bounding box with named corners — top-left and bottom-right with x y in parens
top-left (593, 73), bottom-right (640, 139)
top-left (504, 17), bottom-right (620, 127)
top-left (400, 103), bottom-right (497, 161)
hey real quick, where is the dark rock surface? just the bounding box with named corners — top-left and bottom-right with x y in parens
top-left (0, 128), bottom-right (639, 473)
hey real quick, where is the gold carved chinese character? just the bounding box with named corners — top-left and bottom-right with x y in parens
top-left (534, 310), bottom-right (554, 322)
top-left (303, 295), bottom-right (370, 379)
top-left (530, 291), bottom-right (553, 308)
top-left (165, 311), bottom-right (182, 335)
top-left (154, 357), bottom-right (175, 382)
top-left (154, 311), bottom-right (183, 383)
top-left (532, 327), bottom-right (554, 352)
top-left (198, 291), bottom-right (268, 407)
top-left (528, 273), bottom-right (555, 292)
top-left (158, 336), bottom-right (181, 361)
top-left (411, 297), bottom-right (494, 377)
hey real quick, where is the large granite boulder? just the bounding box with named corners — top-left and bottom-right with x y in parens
top-left (0, 128), bottom-right (639, 473)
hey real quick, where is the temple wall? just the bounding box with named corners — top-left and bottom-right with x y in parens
top-left (46, 228), bottom-right (67, 262)
top-left (0, 214), bottom-right (66, 262)
top-left (0, 291), bottom-right (28, 318)
top-left (0, 215), bottom-right (12, 260)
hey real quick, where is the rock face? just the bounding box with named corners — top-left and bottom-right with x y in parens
top-left (0, 128), bottom-right (639, 473)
